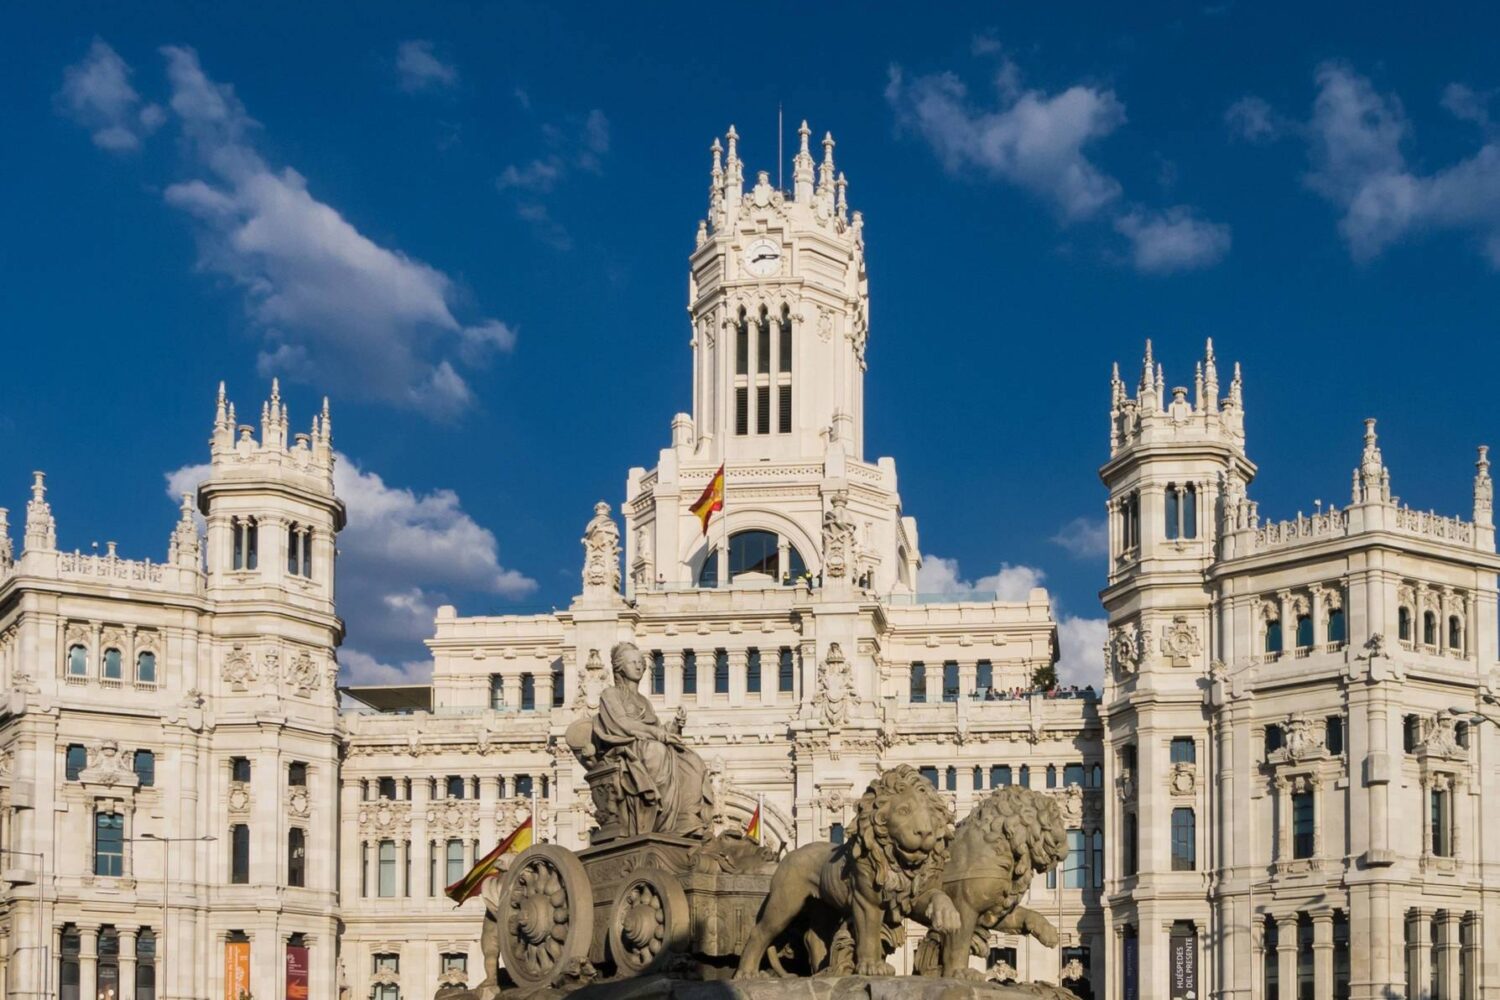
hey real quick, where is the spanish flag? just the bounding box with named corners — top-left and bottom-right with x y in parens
top-left (690, 464), bottom-right (725, 536)
top-left (744, 797), bottom-right (762, 843)
top-left (445, 816), bottom-right (533, 904)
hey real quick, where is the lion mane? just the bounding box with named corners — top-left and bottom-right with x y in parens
top-left (848, 765), bottom-right (955, 921)
top-left (947, 785), bottom-right (1067, 890)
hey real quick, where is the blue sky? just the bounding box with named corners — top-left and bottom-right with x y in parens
top-left (6, 2), bottom-right (1500, 684)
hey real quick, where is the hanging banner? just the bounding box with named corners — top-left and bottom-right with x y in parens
top-left (225, 941), bottom-right (251, 1000)
top-left (1170, 926), bottom-right (1198, 1000)
top-left (286, 945), bottom-right (310, 1000)
top-left (1123, 934), bottom-right (1139, 1000)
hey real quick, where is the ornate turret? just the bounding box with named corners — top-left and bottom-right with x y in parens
top-left (1352, 418), bottom-right (1391, 505)
top-left (22, 472), bottom-right (55, 553)
top-left (1109, 340), bottom-right (1246, 458)
top-left (1475, 445), bottom-right (1492, 527)
top-left (167, 493), bottom-right (202, 569)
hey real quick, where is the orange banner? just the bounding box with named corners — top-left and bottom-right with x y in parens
top-left (225, 940), bottom-right (251, 1000)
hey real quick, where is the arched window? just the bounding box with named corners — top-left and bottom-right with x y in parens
top-left (68, 644), bottom-right (87, 676)
top-left (103, 647), bottom-right (122, 680)
top-left (1090, 763), bottom-right (1103, 788)
top-left (137, 650), bottom-right (157, 684)
top-left (1424, 611), bottom-right (1438, 646)
top-left (288, 827), bottom-right (306, 887)
top-left (95, 811), bottom-right (124, 876)
top-left (779, 304), bottom-right (794, 372)
top-left (1398, 606), bottom-right (1412, 641)
top-left (1165, 484), bottom-right (1181, 540)
top-left (699, 529), bottom-right (808, 586)
top-left (1046, 764), bottom-right (1058, 789)
top-left (1170, 808), bottom-right (1195, 870)
top-left (756, 305), bottom-right (771, 375)
top-left (734, 307), bottom-right (749, 435)
top-left (944, 766), bottom-right (957, 792)
top-left (1448, 615), bottom-right (1463, 651)
top-left (1295, 615), bottom-right (1314, 650)
top-left (1264, 618), bottom-right (1283, 655)
top-left (972, 766), bottom-right (983, 791)
top-left (777, 304), bottom-right (794, 434)
top-left (1018, 764), bottom-right (1031, 788)
top-left (1327, 609), bottom-right (1346, 645)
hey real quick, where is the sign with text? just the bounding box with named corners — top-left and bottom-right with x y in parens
top-left (1170, 927), bottom-right (1198, 1000)
top-left (225, 940), bottom-right (251, 1000)
top-left (1123, 935), bottom-right (1139, 1000)
top-left (287, 945), bottom-right (310, 1000)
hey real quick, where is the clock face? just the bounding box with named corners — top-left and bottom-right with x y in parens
top-left (743, 239), bottom-right (781, 277)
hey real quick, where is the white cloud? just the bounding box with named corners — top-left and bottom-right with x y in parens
top-left (56, 39), bottom-right (163, 152)
top-left (885, 62), bottom-right (1126, 221)
top-left (1049, 516), bottom-right (1109, 559)
top-left (496, 108), bottom-right (610, 248)
top-left (1224, 95), bottom-right (1282, 143)
top-left (64, 44), bottom-right (514, 415)
top-left (395, 40), bottom-right (457, 93)
top-left (1114, 206), bottom-right (1232, 274)
top-left (339, 648), bottom-right (434, 686)
top-left (165, 450), bottom-right (535, 681)
top-left (1297, 62), bottom-right (1500, 266)
top-left (1056, 615), bottom-right (1106, 688)
top-left (916, 555), bottom-right (1045, 601)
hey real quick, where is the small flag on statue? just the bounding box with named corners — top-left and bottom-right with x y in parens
top-left (445, 815), bottom-right (533, 904)
top-left (690, 464), bottom-right (725, 535)
top-left (744, 797), bottom-right (762, 844)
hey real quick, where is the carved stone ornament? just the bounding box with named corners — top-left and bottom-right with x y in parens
top-left (80, 740), bottom-right (138, 789)
top-left (357, 800), bottom-right (411, 838)
top-left (581, 501), bottom-right (622, 597)
top-left (1051, 785), bottom-right (1084, 827)
top-left (821, 493), bottom-right (858, 581)
top-left (287, 787), bottom-right (310, 819)
top-left (1169, 762), bottom-right (1197, 797)
top-left (228, 785), bottom-right (251, 814)
top-left (222, 643), bottom-right (256, 692)
top-left (1417, 715), bottom-right (1468, 761)
top-left (1110, 624), bottom-right (1141, 676)
top-left (1160, 615), bottom-right (1201, 666)
top-left (427, 798), bottom-right (480, 837)
top-left (285, 649), bottom-right (320, 695)
top-left (989, 960), bottom-right (1019, 983)
top-left (814, 642), bottom-right (852, 727)
top-left (1061, 959), bottom-right (1086, 982)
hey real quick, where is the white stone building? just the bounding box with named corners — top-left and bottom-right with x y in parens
top-left (2, 123), bottom-right (1498, 1000)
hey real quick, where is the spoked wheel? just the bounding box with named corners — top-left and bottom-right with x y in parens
top-left (607, 867), bottom-right (690, 976)
top-left (496, 845), bottom-right (594, 988)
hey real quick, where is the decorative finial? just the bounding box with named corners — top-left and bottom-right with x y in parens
top-left (1476, 445), bottom-right (1493, 525)
top-left (711, 137), bottom-right (723, 176)
top-left (798, 120), bottom-right (811, 155)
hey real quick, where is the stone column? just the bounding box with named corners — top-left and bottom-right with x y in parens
top-left (119, 928), bottom-right (137, 1000)
top-left (925, 664), bottom-right (940, 704)
top-left (1461, 911), bottom-right (1479, 1000)
top-left (536, 669), bottom-right (554, 713)
top-left (666, 650), bottom-right (683, 706)
top-left (728, 649), bottom-right (747, 707)
top-left (1441, 910), bottom-right (1461, 1000)
top-left (1276, 590), bottom-right (1292, 657)
top-left (1276, 914), bottom-right (1297, 998)
top-left (959, 661), bottom-right (976, 701)
top-left (1408, 910), bottom-right (1430, 1000)
top-left (503, 673), bottom-right (521, 711)
top-left (1312, 911), bottom-right (1334, 1000)
top-left (79, 924), bottom-right (100, 1000)
top-left (696, 651), bottom-right (711, 709)
top-left (1310, 587), bottom-right (1324, 649)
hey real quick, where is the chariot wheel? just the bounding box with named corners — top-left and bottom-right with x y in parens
top-left (607, 867), bottom-right (690, 975)
top-left (495, 845), bottom-right (594, 988)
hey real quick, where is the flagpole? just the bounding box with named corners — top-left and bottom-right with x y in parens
top-left (757, 792), bottom-right (764, 845)
top-left (532, 785), bottom-right (540, 842)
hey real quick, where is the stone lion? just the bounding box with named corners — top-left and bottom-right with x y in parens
top-left (912, 785), bottom-right (1068, 979)
top-left (735, 764), bottom-right (960, 979)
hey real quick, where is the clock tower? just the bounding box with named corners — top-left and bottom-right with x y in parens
top-left (621, 122), bottom-right (919, 598)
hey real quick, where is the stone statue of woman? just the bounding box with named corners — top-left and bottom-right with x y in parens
top-left (591, 642), bottom-right (713, 838)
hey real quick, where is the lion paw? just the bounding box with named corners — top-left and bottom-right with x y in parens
top-left (855, 961), bottom-right (895, 977)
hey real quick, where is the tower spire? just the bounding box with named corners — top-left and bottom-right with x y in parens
top-left (1475, 445), bottom-right (1493, 527)
top-left (818, 131), bottom-right (836, 198)
top-left (23, 471), bottom-right (56, 553)
top-left (1203, 339), bottom-right (1220, 413)
top-left (793, 120), bottom-right (814, 204)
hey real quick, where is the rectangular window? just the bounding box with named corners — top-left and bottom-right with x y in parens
top-left (134, 750), bottom-right (155, 788)
top-left (779, 314), bottom-right (793, 371)
top-left (489, 674), bottom-right (504, 710)
top-left (756, 386), bottom-right (770, 435)
top-left (1326, 716), bottom-right (1344, 755)
top-left (778, 384), bottom-right (792, 434)
top-left (1124, 812), bottom-right (1138, 876)
top-left (918, 766), bottom-right (939, 788)
top-left (288, 761), bottom-right (307, 787)
top-left (714, 649), bottom-right (729, 694)
top-left (446, 839), bottom-right (464, 886)
top-left (909, 662), bottom-right (926, 703)
top-left (746, 648), bottom-right (761, 694)
top-left (1171, 807), bottom-right (1196, 870)
top-left (287, 828), bottom-right (306, 887)
top-left (445, 776), bottom-right (465, 799)
top-left (682, 651), bottom-right (697, 695)
top-left (231, 823), bottom-right (250, 884)
top-left (442, 954), bottom-right (468, 976)
top-left (378, 839), bottom-right (397, 897)
top-left (1091, 830), bottom-right (1104, 888)
top-left (1063, 763), bottom-right (1085, 787)
top-left (649, 651), bottom-right (666, 695)
top-left (1431, 789), bottom-right (1453, 857)
top-left (975, 660), bottom-right (993, 692)
top-left (1064, 829), bottom-right (1086, 888)
top-left (1292, 790), bottom-right (1315, 859)
top-left (373, 954), bottom-right (399, 975)
top-left (520, 673), bottom-right (536, 711)
top-left (552, 666), bottom-right (565, 707)
top-left (990, 764), bottom-right (1011, 787)
top-left (230, 757), bottom-right (251, 783)
top-left (757, 318), bottom-right (770, 374)
top-left (941, 661), bottom-right (959, 702)
top-left (778, 647), bottom-right (795, 692)
top-left (735, 316), bottom-right (748, 374)
top-left (378, 776), bottom-right (397, 800)
top-left (1170, 737), bottom-right (1196, 764)
top-left (136, 930), bottom-right (156, 1000)
top-left (516, 775), bottom-right (534, 797)
top-left (94, 812), bottom-right (124, 877)
top-left (735, 387), bottom-right (748, 436)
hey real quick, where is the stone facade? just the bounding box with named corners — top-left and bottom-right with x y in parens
top-left (0, 123), bottom-right (1495, 1000)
